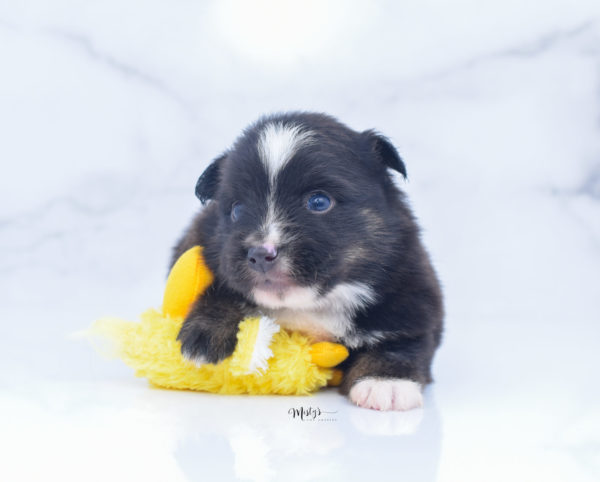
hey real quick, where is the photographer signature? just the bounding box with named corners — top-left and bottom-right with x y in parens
top-left (288, 406), bottom-right (338, 422)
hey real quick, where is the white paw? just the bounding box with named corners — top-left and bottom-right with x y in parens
top-left (349, 378), bottom-right (423, 411)
top-left (182, 352), bottom-right (207, 367)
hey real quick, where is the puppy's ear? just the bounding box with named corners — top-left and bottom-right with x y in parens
top-left (363, 130), bottom-right (407, 179)
top-left (195, 154), bottom-right (226, 204)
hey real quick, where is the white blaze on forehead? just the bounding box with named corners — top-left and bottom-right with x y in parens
top-left (256, 122), bottom-right (312, 247)
top-left (258, 122), bottom-right (313, 187)
top-left (262, 203), bottom-right (283, 245)
top-left (245, 203), bottom-right (286, 248)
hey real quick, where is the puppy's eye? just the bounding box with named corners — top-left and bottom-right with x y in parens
top-left (231, 202), bottom-right (244, 221)
top-left (306, 193), bottom-right (332, 213)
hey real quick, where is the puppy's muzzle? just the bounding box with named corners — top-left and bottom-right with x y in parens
top-left (247, 245), bottom-right (278, 274)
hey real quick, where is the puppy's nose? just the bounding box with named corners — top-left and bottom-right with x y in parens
top-left (247, 245), bottom-right (278, 273)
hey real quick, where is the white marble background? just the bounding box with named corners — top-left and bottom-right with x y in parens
top-left (1, 1), bottom-right (599, 481)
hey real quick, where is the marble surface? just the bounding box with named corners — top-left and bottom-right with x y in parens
top-left (1, 1), bottom-right (600, 481)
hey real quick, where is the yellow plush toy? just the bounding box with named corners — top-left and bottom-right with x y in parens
top-left (89, 246), bottom-right (348, 395)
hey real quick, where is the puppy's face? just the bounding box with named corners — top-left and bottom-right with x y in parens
top-left (198, 113), bottom-right (407, 310)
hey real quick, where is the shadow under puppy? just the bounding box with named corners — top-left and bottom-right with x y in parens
top-left (172, 112), bottom-right (443, 411)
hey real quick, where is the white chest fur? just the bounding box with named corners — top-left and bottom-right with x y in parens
top-left (266, 308), bottom-right (347, 342)
top-left (261, 281), bottom-right (377, 342)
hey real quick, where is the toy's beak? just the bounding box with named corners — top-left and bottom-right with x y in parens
top-left (309, 342), bottom-right (348, 387)
top-left (309, 342), bottom-right (349, 368)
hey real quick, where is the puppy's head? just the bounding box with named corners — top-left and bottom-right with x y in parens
top-left (198, 112), bottom-right (409, 310)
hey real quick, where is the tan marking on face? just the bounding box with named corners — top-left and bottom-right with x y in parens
top-left (360, 208), bottom-right (386, 233)
top-left (344, 246), bottom-right (368, 266)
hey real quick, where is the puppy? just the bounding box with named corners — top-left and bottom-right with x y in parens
top-left (172, 112), bottom-right (443, 411)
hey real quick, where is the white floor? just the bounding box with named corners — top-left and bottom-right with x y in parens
top-left (1, 1), bottom-right (599, 481)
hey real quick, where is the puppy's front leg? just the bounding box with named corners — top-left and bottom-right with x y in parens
top-left (177, 284), bottom-right (254, 365)
top-left (340, 335), bottom-right (436, 411)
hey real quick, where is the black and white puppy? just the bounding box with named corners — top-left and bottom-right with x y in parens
top-left (172, 112), bottom-right (443, 411)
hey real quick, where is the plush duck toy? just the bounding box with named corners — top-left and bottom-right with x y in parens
top-left (89, 246), bottom-right (348, 395)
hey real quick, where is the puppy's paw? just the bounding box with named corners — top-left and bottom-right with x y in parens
top-left (182, 351), bottom-right (208, 367)
top-left (177, 322), bottom-right (237, 366)
top-left (349, 378), bottom-right (423, 411)
top-left (178, 330), bottom-right (210, 367)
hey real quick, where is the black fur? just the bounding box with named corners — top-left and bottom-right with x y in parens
top-left (363, 130), bottom-right (408, 179)
top-left (195, 154), bottom-right (226, 204)
top-left (172, 112), bottom-right (443, 399)
top-left (177, 283), bottom-right (254, 364)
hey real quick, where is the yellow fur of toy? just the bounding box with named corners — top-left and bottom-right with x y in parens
top-left (92, 311), bottom-right (335, 395)
top-left (89, 246), bottom-right (348, 395)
